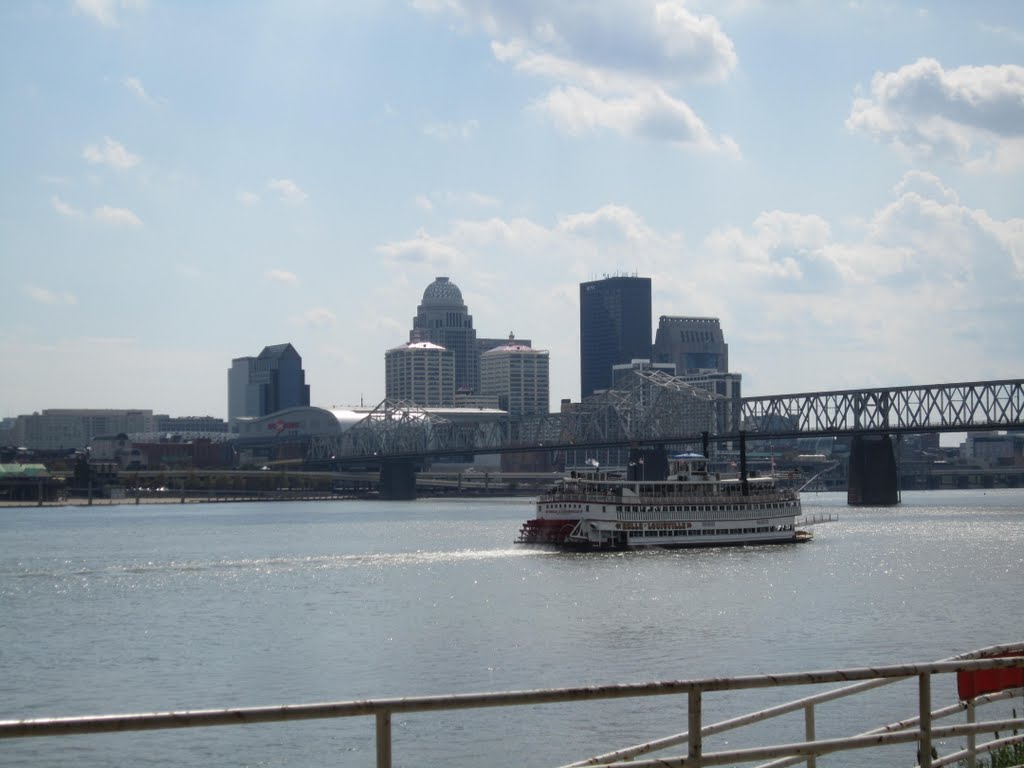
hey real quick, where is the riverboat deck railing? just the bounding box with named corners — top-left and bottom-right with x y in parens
top-left (795, 512), bottom-right (839, 527)
top-left (1, 644), bottom-right (1021, 768)
top-left (544, 489), bottom-right (800, 507)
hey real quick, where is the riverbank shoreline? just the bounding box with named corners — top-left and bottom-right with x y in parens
top-left (0, 492), bottom-right (364, 508)
top-left (0, 487), bottom-right (537, 508)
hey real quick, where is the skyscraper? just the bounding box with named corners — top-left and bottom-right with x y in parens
top-left (480, 335), bottom-right (550, 417)
top-left (579, 275), bottom-right (652, 398)
top-left (384, 341), bottom-right (455, 407)
top-left (653, 316), bottom-right (729, 374)
top-left (228, 343), bottom-right (310, 424)
top-left (410, 277), bottom-right (479, 394)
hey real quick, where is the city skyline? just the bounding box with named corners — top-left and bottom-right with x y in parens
top-left (3, 2), bottom-right (1023, 420)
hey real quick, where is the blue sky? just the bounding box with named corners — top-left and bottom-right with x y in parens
top-left (2, 0), bottom-right (1022, 420)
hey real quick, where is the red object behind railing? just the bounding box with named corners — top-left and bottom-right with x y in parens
top-left (957, 652), bottom-right (1024, 700)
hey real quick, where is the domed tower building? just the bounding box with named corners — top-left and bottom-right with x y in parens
top-left (411, 277), bottom-right (479, 394)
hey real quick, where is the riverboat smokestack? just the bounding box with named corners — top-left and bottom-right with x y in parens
top-left (627, 447), bottom-right (669, 482)
top-left (739, 430), bottom-right (749, 496)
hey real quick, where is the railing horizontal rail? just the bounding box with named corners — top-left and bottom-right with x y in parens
top-left (543, 492), bottom-right (802, 506)
top-left (565, 648), bottom-right (1020, 768)
top-left (935, 734), bottom-right (1024, 768)
top-left (606, 721), bottom-right (1024, 768)
top-left (754, 688), bottom-right (1023, 768)
top-left (3, 648), bottom-right (1022, 768)
top-left (3, 657), bottom-right (1021, 740)
top-left (796, 513), bottom-right (838, 526)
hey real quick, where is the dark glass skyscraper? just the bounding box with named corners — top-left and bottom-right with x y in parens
top-left (653, 316), bottom-right (729, 374)
top-left (579, 276), bottom-right (652, 398)
top-left (227, 343), bottom-right (310, 424)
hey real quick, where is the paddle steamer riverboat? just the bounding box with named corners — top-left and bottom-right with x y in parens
top-left (516, 453), bottom-right (808, 550)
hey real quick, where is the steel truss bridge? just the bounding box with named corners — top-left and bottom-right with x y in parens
top-left (741, 378), bottom-right (1024, 439)
top-left (307, 376), bottom-right (1024, 463)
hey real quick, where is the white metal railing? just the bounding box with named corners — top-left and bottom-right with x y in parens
top-left (1, 645), bottom-right (1021, 768)
top-left (561, 644), bottom-right (1023, 768)
top-left (795, 513), bottom-right (839, 526)
top-left (543, 491), bottom-right (800, 509)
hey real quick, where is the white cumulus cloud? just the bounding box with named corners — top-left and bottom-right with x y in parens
top-left (23, 285), bottom-right (77, 306)
top-left (693, 171), bottom-right (1023, 389)
top-left (51, 196), bottom-right (142, 227)
top-left (848, 58), bottom-right (1024, 171)
top-left (414, 0), bottom-right (739, 152)
top-left (94, 205), bottom-right (143, 227)
top-left (558, 204), bottom-right (659, 242)
top-left (268, 178), bottom-right (308, 206)
top-left (465, 191), bottom-right (500, 208)
top-left (51, 195), bottom-right (85, 219)
top-left (290, 308), bottom-right (337, 327)
top-left (83, 137), bottom-right (141, 170)
top-left (73, 0), bottom-right (147, 27)
top-left (425, 1), bottom-right (736, 85)
top-left (536, 85), bottom-right (736, 153)
top-left (265, 269), bottom-right (299, 285)
top-left (376, 230), bottom-right (466, 271)
top-left (122, 76), bottom-right (159, 105)
top-left (414, 191), bottom-right (500, 212)
top-left (423, 119), bottom-right (480, 141)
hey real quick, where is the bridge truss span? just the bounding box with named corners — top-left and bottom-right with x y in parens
top-left (741, 378), bottom-right (1024, 438)
top-left (307, 378), bottom-right (1024, 466)
top-left (309, 372), bottom-right (724, 464)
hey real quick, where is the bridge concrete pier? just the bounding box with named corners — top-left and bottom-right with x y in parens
top-left (379, 459), bottom-right (417, 500)
top-left (847, 434), bottom-right (899, 506)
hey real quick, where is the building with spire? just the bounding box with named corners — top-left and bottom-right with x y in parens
top-left (410, 276), bottom-right (479, 394)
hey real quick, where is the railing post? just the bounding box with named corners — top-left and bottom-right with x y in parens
top-left (376, 711), bottom-right (392, 768)
top-left (688, 688), bottom-right (702, 766)
top-left (804, 703), bottom-right (816, 768)
top-left (919, 673), bottom-right (932, 768)
top-left (966, 698), bottom-right (976, 768)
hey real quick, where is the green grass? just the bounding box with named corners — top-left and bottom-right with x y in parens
top-left (958, 741), bottom-right (1024, 768)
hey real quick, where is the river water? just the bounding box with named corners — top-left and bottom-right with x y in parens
top-left (1, 489), bottom-right (1022, 767)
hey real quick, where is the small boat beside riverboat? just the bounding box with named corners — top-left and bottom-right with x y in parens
top-left (516, 453), bottom-right (808, 550)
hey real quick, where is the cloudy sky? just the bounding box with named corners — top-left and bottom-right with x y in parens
top-left (2, 1), bottom-right (1023, 421)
